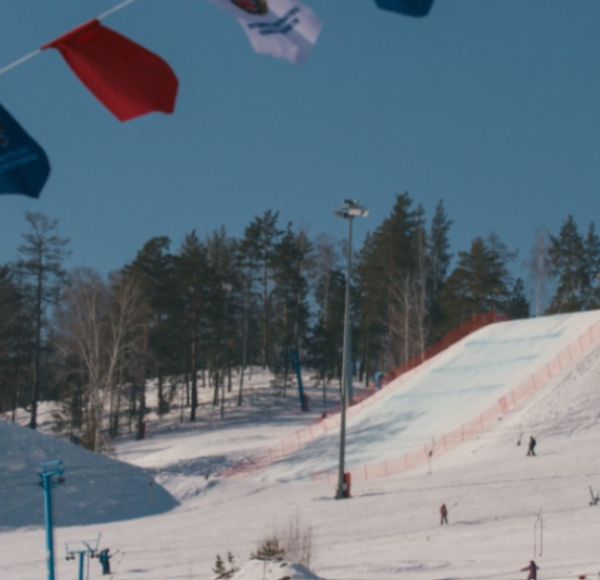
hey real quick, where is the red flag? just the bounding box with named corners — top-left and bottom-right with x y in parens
top-left (42, 20), bottom-right (178, 122)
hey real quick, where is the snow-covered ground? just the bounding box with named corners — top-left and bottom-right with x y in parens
top-left (3, 311), bottom-right (600, 580)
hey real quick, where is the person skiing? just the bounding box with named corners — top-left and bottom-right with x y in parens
top-left (440, 503), bottom-right (448, 525)
top-left (98, 548), bottom-right (112, 575)
top-left (527, 436), bottom-right (537, 456)
top-left (521, 560), bottom-right (539, 580)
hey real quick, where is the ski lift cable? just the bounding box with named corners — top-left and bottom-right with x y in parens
top-left (0, 466), bottom-right (156, 491)
top-left (0, 471), bottom-right (45, 484)
top-left (0, 481), bottom-right (41, 491)
top-left (61, 463), bottom-right (155, 478)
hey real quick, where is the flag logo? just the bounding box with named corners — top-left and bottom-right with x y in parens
top-left (0, 102), bottom-right (51, 198)
top-left (229, 0), bottom-right (269, 15)
top-left (206, 0), bottom-right (321, 64)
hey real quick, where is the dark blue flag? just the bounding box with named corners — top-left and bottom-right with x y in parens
top-left (0, 103), bottom-right (50, 198)
top-left (374, 0), bottom-right (435, 17)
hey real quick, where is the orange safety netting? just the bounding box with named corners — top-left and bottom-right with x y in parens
top-left (221, 312), bottom-right (506, 478)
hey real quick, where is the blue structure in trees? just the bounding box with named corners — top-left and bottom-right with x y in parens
top-left (38, 460), bottom-right (65, 580)
top-left (293, 349), bottom-right (308, 412)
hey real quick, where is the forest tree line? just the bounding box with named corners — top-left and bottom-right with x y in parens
top-left (1, 194), bottom-right (598, 452)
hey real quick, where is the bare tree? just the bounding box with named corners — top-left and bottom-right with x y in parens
top-left (310, 234), bottom-right (341, 319)
top-left (384, 228), bottom-right (428, 368)
top-left (527, 226), bottom-right (552, 317)
top-left (56, 268), bottom-right (145, 452)
top-left (385, 272), bottom-right (417, 368)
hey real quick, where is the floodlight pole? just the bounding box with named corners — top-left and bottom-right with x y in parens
top-left (334, 200), bottom-right (368, 500)
top-left (38, 460), bottom-right (65, 580)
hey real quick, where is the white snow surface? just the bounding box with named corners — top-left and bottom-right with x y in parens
top-left (3, 311), bottom-right (600, 580)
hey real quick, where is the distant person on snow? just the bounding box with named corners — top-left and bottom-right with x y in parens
top-left (527, 436), bottom-right (537, 456)
top-left (99, 548), bottom-right (112, 575)
top-left (440, 503), bottom-right (448, 525)
top-left (521, 560), bottom-right (539, 580)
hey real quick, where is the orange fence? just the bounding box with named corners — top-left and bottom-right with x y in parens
top-left (312, 317), bottom-right (600, 485)
top-left (220, 312), bottom-right (506, 478)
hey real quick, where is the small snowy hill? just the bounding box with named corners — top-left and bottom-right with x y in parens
top-left (0, 421), bottom-right (178, 529)
top-left (229, 560), bottom-right (324, 580)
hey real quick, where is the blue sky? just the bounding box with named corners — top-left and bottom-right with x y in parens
top-left (1, 0), bottom-right (598, 279)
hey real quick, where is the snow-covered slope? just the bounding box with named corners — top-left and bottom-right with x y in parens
top-left (260, 310), bottom-right (600, 482)
top-left (0, 421), bottom-right (178, 529)
top-left (3, 311), bottom-right (600, 580)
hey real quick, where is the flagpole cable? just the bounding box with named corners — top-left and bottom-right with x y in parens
top-left (0, 49), bottom-right (41, 78)
top-left (0, 0), bottom-right (139, 78)
top-left (97, 0), bottom-right (140, 21)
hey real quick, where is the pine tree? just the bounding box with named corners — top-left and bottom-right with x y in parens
top-left (439, 233), bottom-right (518, 331)
top-left (0, 266), bottom-right (31, 417)
top-left (306, 234), bottom-right (343, 395)
top-left (238, 210), bottom-right (283, 368)
top-left (356, 193), bottom-right (427, 372)
top-left (175, 231), bottom-right (211, 421)
top-left (251, 536), bottom-right (285, 561)
top-left (17, 211), bottom-right (70, 429)
top-left (546, 215), bottom-right (587, 313)
top-left (427, 200), bottom-right (453, 342)
top-left (205, 227), bottom-right (239, 413)
top-left (506, 278), bottom-right (530, 319)
top-left (126, 236), bottom-right (178, 419)
top-left (583, 222), bottom-right (600, 309)
top-left (213, 554), bottom-right (226, 577)
top-left (270, 224), bottom-right (311, 394)
top-left (355, 232), bottom-right (385, 384)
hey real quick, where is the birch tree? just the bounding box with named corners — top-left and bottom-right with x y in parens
top-left (56, 268), bottom-right (145, 452)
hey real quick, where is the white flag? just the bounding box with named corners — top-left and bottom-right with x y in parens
top-left (206, 0), bottom-right (322, 64)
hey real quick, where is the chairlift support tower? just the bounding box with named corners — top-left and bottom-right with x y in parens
top-left (38, 460), bottom-right (65, 580)
top-left (65, 535), bottom-right (101, 580)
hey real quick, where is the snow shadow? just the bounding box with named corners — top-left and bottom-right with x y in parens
top-left (0, 421), bottom-right (179, 529)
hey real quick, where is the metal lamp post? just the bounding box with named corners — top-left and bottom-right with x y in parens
top-left (334, 199), bottom-right (368, 499)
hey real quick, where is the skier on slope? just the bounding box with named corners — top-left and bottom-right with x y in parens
top-left (440, 503), bottom-right (448, 525)
top-left (527, 436), bottom-right (537, 456)
top-left (521, 560), bottom-right (539, 580)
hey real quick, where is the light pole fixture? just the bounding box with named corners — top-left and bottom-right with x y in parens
top-left (334, 199), bottom-right (368, 499)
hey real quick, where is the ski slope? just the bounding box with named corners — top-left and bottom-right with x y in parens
top-left (259, 310), bottom-right (600, 483)
top-left (3, 310), bottom-right (600, 580)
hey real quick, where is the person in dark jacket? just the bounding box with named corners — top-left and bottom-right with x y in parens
top-left (527, 436), bottom-right (537, 456)
top-left (521, 560), bottom-right (539, 580)
top-left (440, 503), bottom-right (448, 525)
top-left (98, 549), bottom-right (111, 575)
